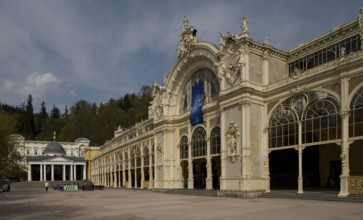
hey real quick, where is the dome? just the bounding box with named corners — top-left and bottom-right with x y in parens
top-left (43, 140), bottom-right (66, 156)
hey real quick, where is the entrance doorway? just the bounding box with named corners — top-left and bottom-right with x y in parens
top-left (193, 158), bottom-right (207, 189)
top-left (180, 161), bottom-right (188, 188)
top-left (211, 156), bottom-right (221, 189)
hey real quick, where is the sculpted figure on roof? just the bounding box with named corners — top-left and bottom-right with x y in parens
top-left (177, 16), bottom-right (197, 58)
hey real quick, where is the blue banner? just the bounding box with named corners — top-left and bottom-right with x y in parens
top-left (190, 81), bottom-right (204, 126)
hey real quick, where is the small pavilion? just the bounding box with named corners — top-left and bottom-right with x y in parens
top-left (26, 132), bottom-right (87, 182)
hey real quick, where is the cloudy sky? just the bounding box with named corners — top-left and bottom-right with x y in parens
top-left (0, 0), bottom-right (361, 112)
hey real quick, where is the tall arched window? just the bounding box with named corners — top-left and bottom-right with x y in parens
top-left (303, 94), bottom-right (340, 143)
top-left (124, 152), bottom-right (128, 169)
top-left (144, 146), bottom-right (149, 167)
top-left (180, 136), bottom-right (189, 160)
top-left (192, 127), bottom-right (207, 157)
top-left (350, 87), bottom-right (363, 137)
top-left (179, 68), bottom-right (220, 114)
top-left (210, 127), bottom-right (221, 155)
top-left (130, 149), bottom-right (135, 168)
top-left (135, 146), bottom-right (141, 168)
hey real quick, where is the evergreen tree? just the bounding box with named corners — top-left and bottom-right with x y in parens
top-left (50, 105), bottom-right (61, 119)
top-left (36, 101), bottom-right (48, 134)
top-left (19, 95), bottom-right (36, 139)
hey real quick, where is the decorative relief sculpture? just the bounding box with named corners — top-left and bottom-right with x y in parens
top-left (226, 121), bottom-right (240, 162)
top-left (215, 32), bottom-right (242, 86)
top-left (177, 16), bottom-right (197, 58)
top-left (218, 32), bottom-right (238, 58)
top-left (156, 143), bottom-right (163, 170)
top-left (225, 64), bottom-right (240, 85)
top-left (151, 81), bottom-right (166, 119)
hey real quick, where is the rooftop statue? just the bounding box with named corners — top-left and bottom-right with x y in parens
top-left (177, 16), bottom-right (197, 58)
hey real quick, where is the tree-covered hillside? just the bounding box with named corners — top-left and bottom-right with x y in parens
top-left (0, 85), bottom-right (152, 146)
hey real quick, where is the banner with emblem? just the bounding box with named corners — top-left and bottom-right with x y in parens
top-left (190, 81), bottom-right (204, 126)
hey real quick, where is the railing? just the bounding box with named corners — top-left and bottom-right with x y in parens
top-left (349, 176), bottom-right (363, 194)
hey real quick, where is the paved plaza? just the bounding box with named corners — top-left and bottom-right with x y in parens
top-left (1, 188), bottom-right (363, 220)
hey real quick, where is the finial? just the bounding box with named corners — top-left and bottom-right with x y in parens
top-left (53, 131), bottom-right (56, 140)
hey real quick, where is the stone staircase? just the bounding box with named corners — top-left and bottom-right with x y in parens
top-left (11, 181), bottom-right (82, 190)
top-left (261, 190), bottom-right (363, 203)
top-left (164, 189), bottom-right (218, 197)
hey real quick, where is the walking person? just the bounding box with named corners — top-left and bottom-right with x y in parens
top-left (45, 181), bottom-right (49, 192)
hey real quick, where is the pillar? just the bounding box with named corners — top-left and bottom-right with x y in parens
top-left (297, 122), bottom-right (304, 194)
top-left (74, 165), bottom-right (77, 181)
top-left (83, 165), bottom-right (86, 180)
top-left (134, 155), bottom-right (137, 188)
top-left (63, 165), bottom-right (66, 181)
top-left (40, 164), bottom-right (43, 181)
top-left (28, 164), bottom-right (32, 181)
top-left (141, 147), bottom-right (145, 189)
top-left (206, 119), bottom-right (212, 190)
top-left (44, 165), bottom-right (47, 181)
top-left (122, 153), bottom-right (126, 186)
top-left (339, 76), bottom-right (350, 197)
top-left (220, 108), bottom-right (226, 190)
top-left (148, 143), bottom-right (154, 189)
top-left (128, 151), bottom-right (132, 188)
top-left (51, 165), bottom-right (54, 181)
top-left (70, 165), bottom-right (74, 181)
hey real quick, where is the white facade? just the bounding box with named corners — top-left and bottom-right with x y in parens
top-left (12, 134), bottom-right (89, 182)
top-left (92, 10), bottom-right (363, 197)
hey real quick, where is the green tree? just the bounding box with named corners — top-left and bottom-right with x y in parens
top-left (0, 111), bottom-right (24, 179)
top-left (18, 94), bottom-right (36, 139)
top-left (50, 105), bottom-right (61, 119)
top-left (35, 101), bottom-right (48, 134)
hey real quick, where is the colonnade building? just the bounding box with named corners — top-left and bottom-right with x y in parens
top-left (12, 134), bottom-right (90, 182)
top-left (91, 9), bottom-right (363, 197)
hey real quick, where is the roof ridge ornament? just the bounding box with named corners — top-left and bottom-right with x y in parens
top-left (177, 16), bottom-right (197, 58)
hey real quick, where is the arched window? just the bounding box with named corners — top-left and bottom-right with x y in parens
top-left (179, 68), bottom-right (220, 114)
top-left (180, 136), bottom-right (188, 160)
top-left (210, 127), bottom-right (221, 155)
top-left (136, 146), bottom-right (141, 168)
top-left (124, 152), bottom-right (128, 169)
top-left (350, 87), bottom-right (363, 137)
top-left (303, 94), bottom-right (340, 143)
top-left (268, 92), bottom-right (341, 148)
top-left (130, 149), bottom-right (135, 168)
top-left (192, 127), bottom-right (207, 157)
top-left (144, 146), bottom-right (149, 167)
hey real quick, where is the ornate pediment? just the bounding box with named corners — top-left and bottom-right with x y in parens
top-left (177, 17), bottom-right (197, 58)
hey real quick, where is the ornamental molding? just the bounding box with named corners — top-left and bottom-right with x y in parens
top-left (177, 17), bottom-right (197, 58)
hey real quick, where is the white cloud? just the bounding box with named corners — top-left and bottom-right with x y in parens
top-left (70, 90), bottom-right (77, 97)
top-left (2, 72), bottom-right (62, 103)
